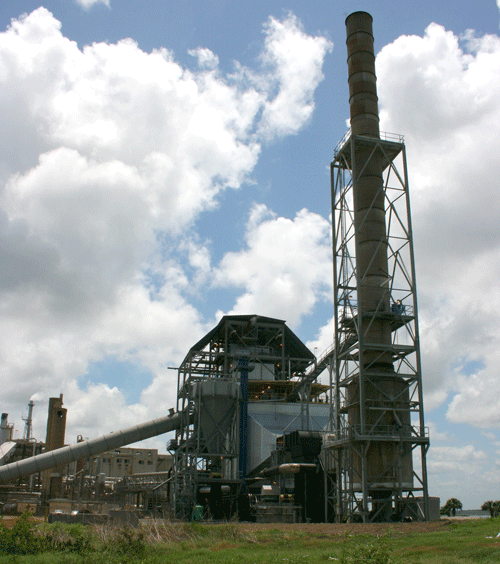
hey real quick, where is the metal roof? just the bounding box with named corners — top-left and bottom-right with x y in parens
top-left (187, 314), bottom-right (315, 362)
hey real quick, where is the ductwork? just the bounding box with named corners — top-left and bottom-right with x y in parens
top-left (259, 463), bottom-right (317, 477)
top-left (0, 411), bottom-right (184, 484)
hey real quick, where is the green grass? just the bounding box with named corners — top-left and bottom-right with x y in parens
top-left (386, 518), bottom-right (500, 563)
top-left (1, 515), bottom-right (500, 563)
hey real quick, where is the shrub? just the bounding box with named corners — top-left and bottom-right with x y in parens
top-left (0, 511), bottom-right (44, 555)
top-left (109, 527), bottom-right (146, 557)
top-left (340, 535), bottom-right (397, 564)
top-left (44, 522), bottom-right (91, 553)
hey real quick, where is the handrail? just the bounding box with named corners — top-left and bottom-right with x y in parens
top-left (333, 129), bottom-right (405, 158)
top-left (324, 424), bottom-right (429, 443)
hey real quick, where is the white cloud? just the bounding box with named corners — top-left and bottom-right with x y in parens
top-left (257, 15), bottom-right (332, 140)
top-left (307, 317), bottom-right (335, 359)
top-left (0, 8), bottom-right (331, 442)
top-left (75, 0), bottom-right (110, 10)
top-left (446, 364), bottom-right (500, 427)
top-left (377, 23), bottom-right (500, 427)
top-left (427, 444), bottom-right (489, 507)
top-left (428, 445), bottom-right (486, 475)
top-left (188, 47), bottom-right (219, 69)
top-left (213, 204), bottom-right (332, 327)
top-left (481, 430), bottom-right (498, 442)
top-left (426, 421), bottom-right (451, 442)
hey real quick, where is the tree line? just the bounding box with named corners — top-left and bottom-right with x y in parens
top-left (481, 500), bottom-right (500, 518)
top-left (440, 498), bottom-right (500, 517)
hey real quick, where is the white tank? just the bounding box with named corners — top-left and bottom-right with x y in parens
top-left (0, 414), bottom-right (13, 445)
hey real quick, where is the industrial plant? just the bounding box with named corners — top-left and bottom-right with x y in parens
top-left (0, 12), bottom-right (433, 523)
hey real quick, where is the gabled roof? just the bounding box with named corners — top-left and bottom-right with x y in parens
top-left (187, 314), bottom-right (314, 362)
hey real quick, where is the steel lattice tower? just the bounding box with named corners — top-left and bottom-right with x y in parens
top-left (325, 12), bottom-right (430, 522)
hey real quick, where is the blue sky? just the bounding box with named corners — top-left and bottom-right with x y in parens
top-left (1, 0), bottom-right (500, 509)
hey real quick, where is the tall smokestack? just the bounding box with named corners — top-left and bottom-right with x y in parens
top-left (331, 12), bottom-right (428, 522)
top-left (346, 12), bottom-right (380, 138)
top-left (344, 12), bottom-right (413, 517)
top-left (23, 400), bottom-right (35, 441)
top-left (345, 12), bottom-right (392, 370)
top-left (43, 394), bottom-right (67, 498)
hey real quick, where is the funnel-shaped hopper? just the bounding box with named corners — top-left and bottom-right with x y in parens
top-left (193, 380), bottom-right (239, 455)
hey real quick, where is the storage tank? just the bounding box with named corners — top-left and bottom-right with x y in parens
top-left (0, 414), bottom-right (13, 445)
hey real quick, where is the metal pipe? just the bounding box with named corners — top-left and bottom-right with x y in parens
top-left (238, 356), bottom-right (249, 489)
top-left (259, 463), bottom-right (316, 477)
top-left (0, 411), bottom-right (183, 484)
top-left (346, 12), bottom-right (380, 137)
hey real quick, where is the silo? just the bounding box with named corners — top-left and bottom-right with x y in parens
top-left (0, 414), bottom-right (13, 445)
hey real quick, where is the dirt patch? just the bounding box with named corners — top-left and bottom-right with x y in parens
top-left (239, 520), bottom-right (451, 536)
top-left (0, 514), bottom-right (451, 536)
top-left (0, 516), bottom-right (43, 529)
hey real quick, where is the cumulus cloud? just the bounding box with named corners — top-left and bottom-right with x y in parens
top-left (306, 317), bottom-right (335, 358)
top-left (257, 14), bottom-right (333, 140)
top-left (428, 444), bottom-right (487, 475)
top-left (0, 8), bottom-right (331, 442)
top-left (377, 24), bottom-right (500, 427)
top-left (188, 47), bottom-right (219, 69)
top-left (426, 421), bottom-right (451, 442)
top-left (427, 444), bottom-right (491, 507)
top-left (213, 204), bottom-right (332, 327)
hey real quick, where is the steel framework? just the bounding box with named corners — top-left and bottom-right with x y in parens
top-left (170, 315), bottom-right (323, 519)
top-left (327, 130), bottom-right (430, 522)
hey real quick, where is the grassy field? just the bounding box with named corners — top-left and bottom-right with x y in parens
top-left (1, 515), bottom-right (500, 563)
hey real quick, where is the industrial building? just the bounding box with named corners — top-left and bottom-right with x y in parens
top-left (0, 401), bottom-right (174, 515)
top-left (169, 314), bottom-right (333, 521)
top-left (0, 12), bottom-right (431, 523)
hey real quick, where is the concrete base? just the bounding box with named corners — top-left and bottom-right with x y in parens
top-left (255, 504), bottom-right (301, 523)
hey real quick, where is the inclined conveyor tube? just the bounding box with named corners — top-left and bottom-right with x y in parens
top-left (259, 463), bottom-right (317, 477)
top-left (0, 411), bottom-right (183, 484)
